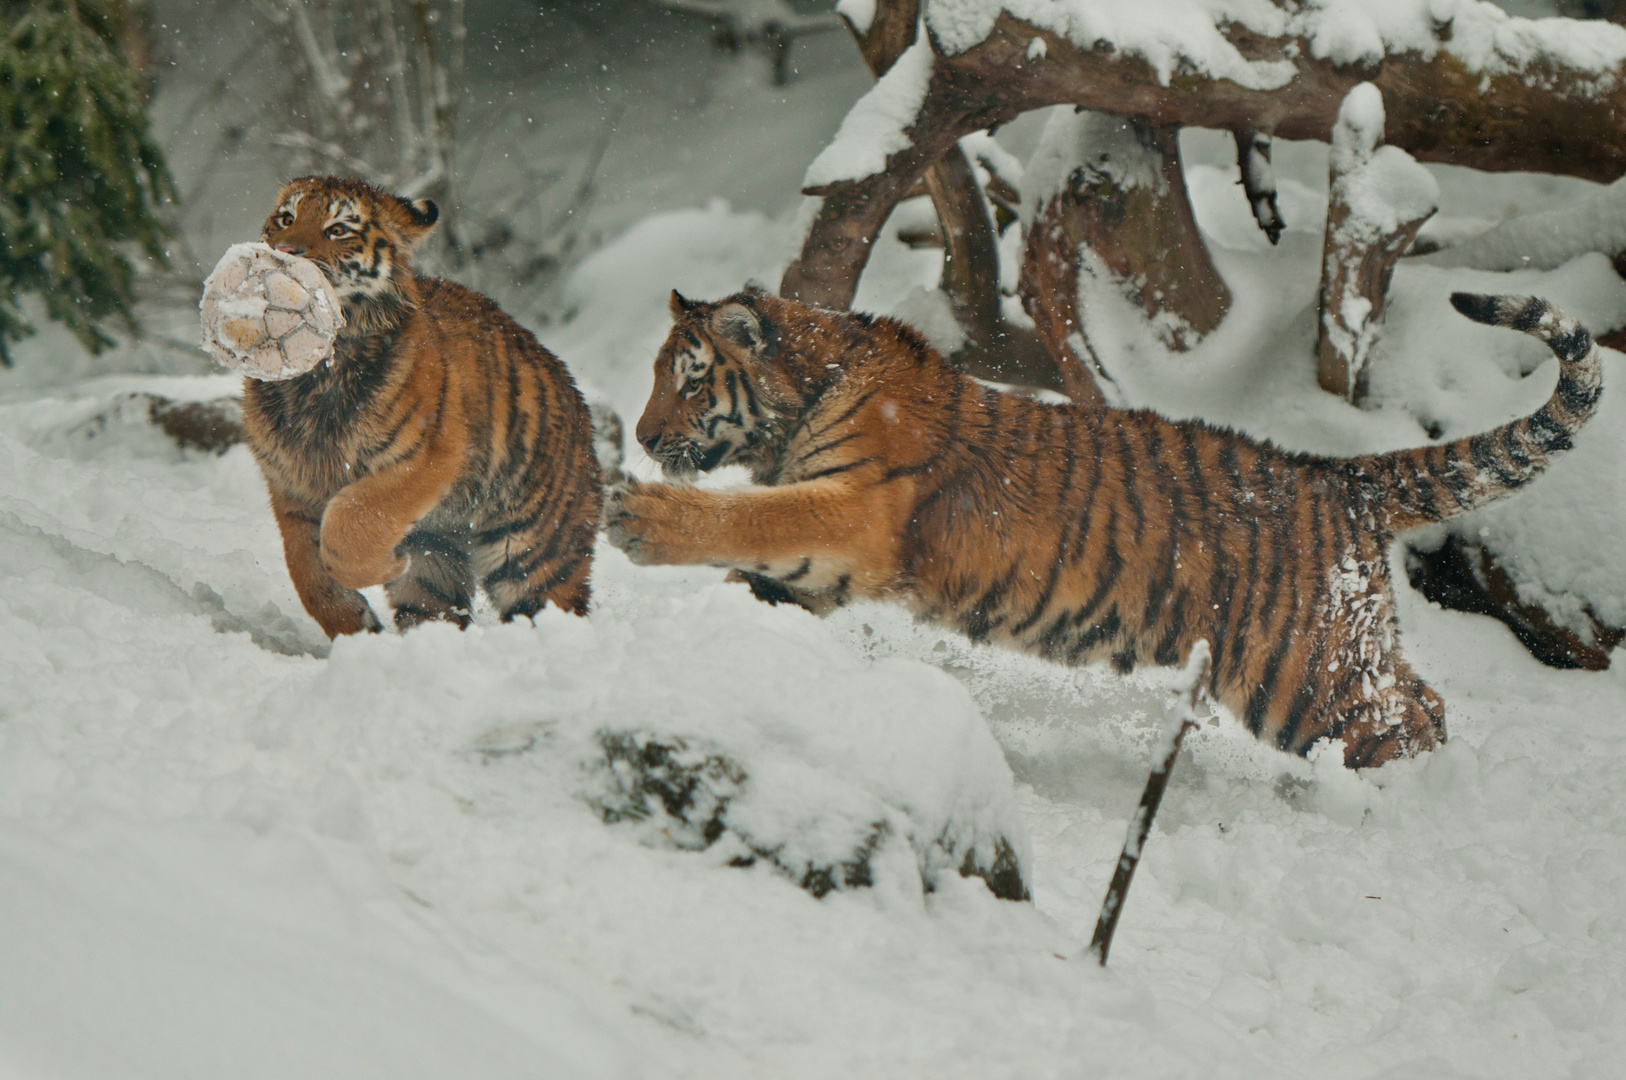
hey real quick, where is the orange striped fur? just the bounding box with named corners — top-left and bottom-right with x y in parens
top-left (244, 176), bottom-right (601, 637)
top-left (608, 289), bottom-right (1603, 768)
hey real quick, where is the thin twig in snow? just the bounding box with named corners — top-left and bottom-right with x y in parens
top-left (1089, 640), bottom-right (1211, 966)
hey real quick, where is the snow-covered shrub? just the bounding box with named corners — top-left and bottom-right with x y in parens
top-left (582, 724), bottom-right (1029, 901)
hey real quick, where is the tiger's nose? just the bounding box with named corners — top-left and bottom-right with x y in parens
top-left (638, 431), bottom-right (660, 453)
top-left (275, 244), bottom-right (303, 255)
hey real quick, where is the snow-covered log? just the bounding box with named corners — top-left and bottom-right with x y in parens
top-left (1419, 175), bottom-right (1626, 275)
top-left (921, 147), bottom-right (1062, 388)
top-left (1407, 535), bottom-right (1624, 672)
top-left (783, 0), bottom-right (1626, 311)
top-left (1316, 85), bottom-right (1439, 403)
top-left (51, 390), bottom-right (246, 458)
top-left (1016, 198), bottom-right (1109, 406)
top-left (1020, 110), bottom-right (1230, 367)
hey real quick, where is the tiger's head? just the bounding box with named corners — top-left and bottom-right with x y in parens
top-left (635, 289), bottom-right (797, 480)
top-left (261, 176), bottom-right (438, 328)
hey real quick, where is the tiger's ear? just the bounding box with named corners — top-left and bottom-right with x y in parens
top-left (396, 197), bottom-right (439, 247)
top-left (712, 302), bottom-right (773, 357)
top-left (668, 289), bottom-right (697, 320)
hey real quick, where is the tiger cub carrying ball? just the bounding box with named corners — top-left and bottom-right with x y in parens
top-left (607, 289), bottom-right (1603, 768)
top-left (243, 176), bottom-right (602, 637)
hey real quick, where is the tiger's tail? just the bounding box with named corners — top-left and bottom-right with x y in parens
top-left (1363, 293), bottom-right (1603, 531)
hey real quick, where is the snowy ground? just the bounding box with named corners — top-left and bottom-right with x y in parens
top-left (5, 3), bottom-right (1626, 1077)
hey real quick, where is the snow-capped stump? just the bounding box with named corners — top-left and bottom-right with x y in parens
top-left (583, 724), bottom-right (1030, 902)
top-left (1316, 84), bottom-right (1439, 404)
top-left (199, 242), bottom-right (343, 381)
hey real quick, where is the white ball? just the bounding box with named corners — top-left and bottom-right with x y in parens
top-left (199, 242), bottom-right (344, 381)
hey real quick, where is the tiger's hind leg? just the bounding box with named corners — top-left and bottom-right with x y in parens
top-left (475, 517), bottom-right (597, 622)
top-left (1320, 662), bottom-right (1447, 769)
top-left (387, 530), bottom-right (475, 630)
top-left (723, 569), bottom-right (843, 615)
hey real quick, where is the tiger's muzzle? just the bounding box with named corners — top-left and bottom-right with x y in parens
top-left (642, 434), bottom-right (731, 479)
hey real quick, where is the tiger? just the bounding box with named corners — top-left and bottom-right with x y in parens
top-left (243, 175), bottom-right (602, 638)
top-left (605, 288), bottom-right (1603, 768)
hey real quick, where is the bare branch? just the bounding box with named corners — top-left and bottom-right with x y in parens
top-left (1089, 641), bottom-right (1211, 967)
top-left (270, 130), bottom-right (381, 179)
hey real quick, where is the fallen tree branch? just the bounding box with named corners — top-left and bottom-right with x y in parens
top-left (784, 1), bottom-right (1626, 309)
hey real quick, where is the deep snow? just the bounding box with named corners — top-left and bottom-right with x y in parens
top-left (5, 5), bottom-right (1626, 1077)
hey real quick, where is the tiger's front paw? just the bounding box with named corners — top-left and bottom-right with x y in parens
top-left (604, 480), bottom-right (678, 566)
top-left (312, 591), bottom-right (386, 638)
top-left (321, 544), bottom-right (410, 591)
top-left (319, 492), bottom-right (411, 589)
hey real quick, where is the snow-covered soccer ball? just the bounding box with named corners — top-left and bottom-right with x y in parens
top-left (199, 242), bottom-right (343, 381)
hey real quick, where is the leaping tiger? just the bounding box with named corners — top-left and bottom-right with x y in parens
top-left (606, 288), bottom-right (1602, 769)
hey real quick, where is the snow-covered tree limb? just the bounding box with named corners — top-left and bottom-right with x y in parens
top-left (834, 2), bottom-right (1061, 389)
top-left (783, 0), bottom-right (1626, 310)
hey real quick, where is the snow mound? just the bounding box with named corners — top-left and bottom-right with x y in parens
top-left (462, 586), bottom-right (1032, 902)
top-left (1419, 174), bottom-right (1626, 275)
top-left (200, 242), bottom-right (342, 381)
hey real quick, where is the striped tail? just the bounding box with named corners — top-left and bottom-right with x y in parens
top-left (1364, 293), bottom-right (1603, 531)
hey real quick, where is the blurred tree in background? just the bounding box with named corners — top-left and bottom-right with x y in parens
top-left (252, 0), bottom-right (467, 266)
top-left (0, 0), bottom-right (175, 364)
